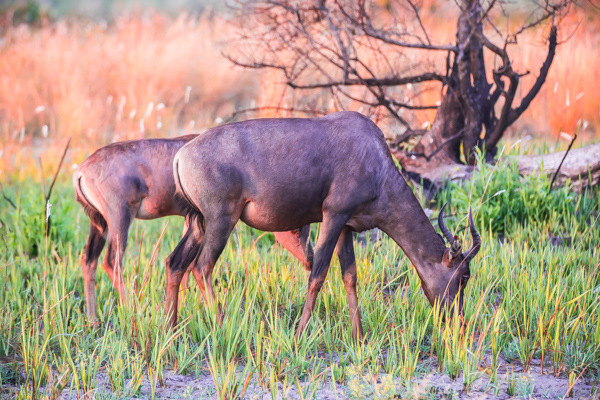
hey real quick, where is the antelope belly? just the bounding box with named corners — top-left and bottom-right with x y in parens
top-left (240, 200), bottom-right (321, 232)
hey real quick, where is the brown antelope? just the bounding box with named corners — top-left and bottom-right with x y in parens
top-left (167, 111), bottom-right (481, 340)
top-left (73, 135), bottom-right (314, 322)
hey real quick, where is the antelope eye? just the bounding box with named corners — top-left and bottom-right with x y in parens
top-left (461, 275), bottom-right (470, 284)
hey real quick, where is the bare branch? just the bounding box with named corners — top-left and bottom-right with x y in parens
top-left (509, 5), bottom-right (555, 40)
top-left (318, 0), bottom-right (351, 82)
top-left (391, 129), bottom-right (427, 145)
top-left (549, 131), bottom-right (577, 191)
top-left (388, 99), bottom-right (439, 110)
top-left (43, 138), bottom-right (71, 237)
top-left (508, 25), bottom-right (557, 124)
top-left (362, 25), bottom-right (458, 52)
top-left (406, 0), bottom-right (432, 45)
top-left (223, 52), bottom-right (289, 73)
top-left (470, 21), bottom-right (509, 63)
top-left (335, 0), bottom-right (457, 52)
top-left (288, 72), bottom-right (445, 89)
top-left (485, 73), bottom-right (518, 149)
top-left (45, 138), bottom-right (71, 204)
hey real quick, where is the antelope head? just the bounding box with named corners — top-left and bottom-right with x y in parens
top-left (421, 203), bottom-right (481, 317)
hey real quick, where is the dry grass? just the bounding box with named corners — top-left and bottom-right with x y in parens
top-left (530, 14), bottom-right (600, 136)
top-left (0, 12), bottom-right (254, 174)
top-left (0, 7), bottom-right (598, 175)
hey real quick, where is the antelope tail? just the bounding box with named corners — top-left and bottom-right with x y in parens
top-left (73, 172), bottom-right (107, 235)
top-left (172, 158), bottom-right (206, 234)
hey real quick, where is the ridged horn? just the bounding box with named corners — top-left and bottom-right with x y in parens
top-left (438, 203), bottom-right (454, 243)
top-left (463, 207), bottom-right (481, 262)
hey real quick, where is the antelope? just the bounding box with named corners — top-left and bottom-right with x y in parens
top-left (73, 135), bottom-right (314, 322)
top-left (167, 111), bottom-right (481, 340)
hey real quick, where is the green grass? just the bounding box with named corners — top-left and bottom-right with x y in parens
top-left (0, 148), bottom-right (599, 399)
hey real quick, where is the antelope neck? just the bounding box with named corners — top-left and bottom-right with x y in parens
top-left (378, 172), bottom-right (447, 272)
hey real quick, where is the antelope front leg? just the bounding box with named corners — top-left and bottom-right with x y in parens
top-left (274, 225), bottom-right (314, 271)
top-left (295, 213), bottom-right (349, 340)
top-left (299, 225), bottom-right (314, 270)
top-left (336, 227), bottom-right (364, 342)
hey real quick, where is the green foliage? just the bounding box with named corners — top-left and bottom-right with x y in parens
top-left (347, 366), bottom-right (398, 399)
top-left (438, 149), bottom-right (582, 234)
top-left (0, 160), bottom-right (599, 398)
top-left (1, 182), bottom-right (78, 257)
top-left (1, 1), bottom-right (43, 25)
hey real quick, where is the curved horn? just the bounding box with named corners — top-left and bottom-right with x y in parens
top-left (463, 207), bottom-right (481, 262)
top-left (438, 203), bottom-right (454, 243)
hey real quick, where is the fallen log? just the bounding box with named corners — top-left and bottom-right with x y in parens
top-left (392, 142), bottom-right (600, 191)
top-left (516, 142), bottom-right (600, 191)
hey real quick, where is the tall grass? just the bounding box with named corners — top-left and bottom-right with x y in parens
top-left (0, 11), bottom-right (255, 176)
top-left (0, 143), bottom-right (598, 398)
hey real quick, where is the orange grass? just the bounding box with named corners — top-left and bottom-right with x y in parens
top-left (0, 12), bottom-right (254, 174)
top-left (0, 8), bottom-right (598, 175)
top-left (527, 14), bottom-right (600, 137)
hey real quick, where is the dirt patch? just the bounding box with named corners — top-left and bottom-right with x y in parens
top-left (43, 363), bottom-right (596, 399)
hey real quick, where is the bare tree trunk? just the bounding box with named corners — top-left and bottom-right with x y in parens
top-left (393, 77), bottom-right (464, 173)
top-left (394, 1), bottom-right (489, 172)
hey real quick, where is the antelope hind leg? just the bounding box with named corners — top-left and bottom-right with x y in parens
top-left (166, 217), bottom-right (203, 328)
top-left (336, 227), bottom-right (364, 342)
top-left (102, 210), bottom-right (133, 306)
top-left (82, 224), bottom-right (106, 322)
top-left (177, 218), bottom-right (192, 310)
top-left (190, 217), bottom-right (237, 326)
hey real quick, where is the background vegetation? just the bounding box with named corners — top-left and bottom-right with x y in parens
top-left (0, 0), bottom-right (599, 177)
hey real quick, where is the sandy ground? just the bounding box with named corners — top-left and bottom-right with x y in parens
top-left (41, 362), bottom-right (596, 400)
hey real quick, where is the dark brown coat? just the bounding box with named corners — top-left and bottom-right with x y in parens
top-left (73, 135), bottom-right (313, 321)
top-left (168, 112), bottom-right (480, 339)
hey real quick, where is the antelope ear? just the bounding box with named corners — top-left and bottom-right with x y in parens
top-left (442, 249), bottom-right (454, 268)
top-left (449, 235), bottom-right (462, 261)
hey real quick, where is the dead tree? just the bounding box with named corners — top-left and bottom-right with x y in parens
top-left (226, 0), bottom-right (573, 175)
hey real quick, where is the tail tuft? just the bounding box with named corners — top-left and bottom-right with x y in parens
top-left (173, 191), bottom-right (199, 217)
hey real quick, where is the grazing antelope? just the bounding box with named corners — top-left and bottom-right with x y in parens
top-left (73, 136), bottom-right (314, 322)
top-left (166, 111), bottom-right (481, 340)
